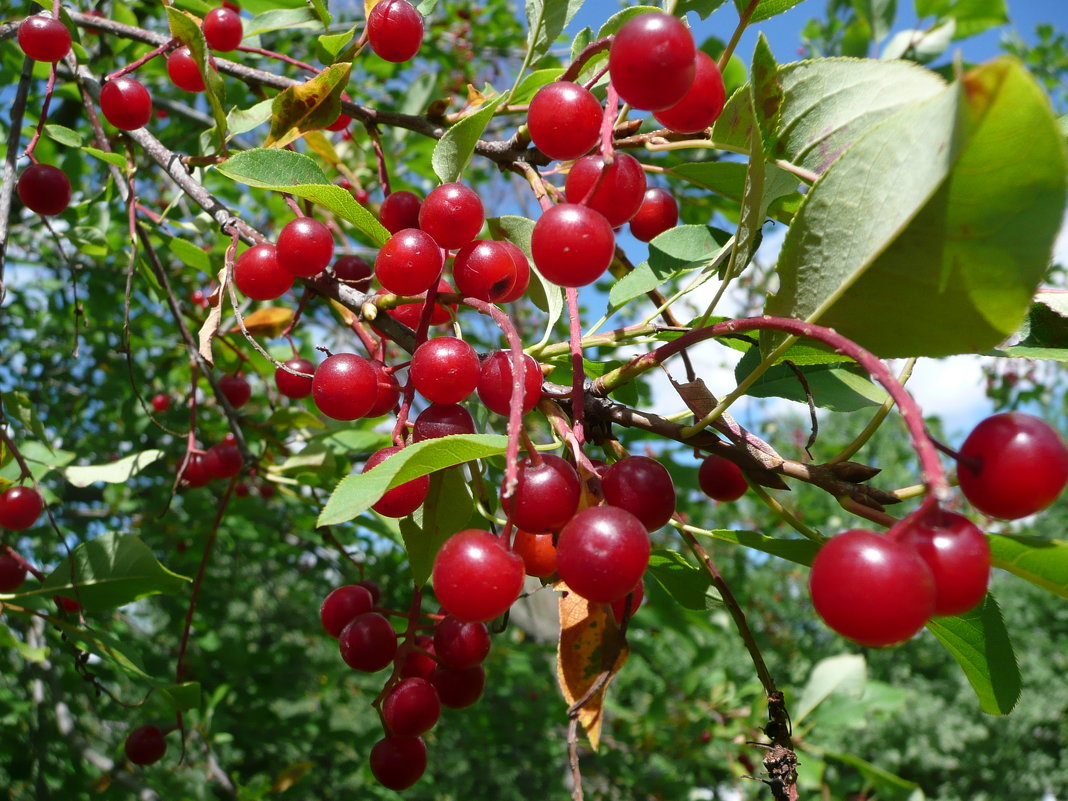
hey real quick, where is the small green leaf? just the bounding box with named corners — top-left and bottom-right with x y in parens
top-left (734, 0), bottom-right (808, 23)
top-left (510, 68), bottom-right (565, 105)
top-left (914, 0), bottom-right (1008, 39)
top-left (570, 26), bottom-right (593, 63)
top-left (736, 349), bottom-right (887, 411)
top-left (64, 450), bottom-right (165, 488)
top-left (750, 34), bottom-right (782, 156)
top-left (926, 594), bottom-right (1021, 715)
top-left (401, 468), bottom-right (476, 585)
top-left (159, 681), bottom-right (201, 713)
top-left (166, 7), bottom-right (228, 145)
top-left (525, 0), bottom-right (585, 61)
top-left (596, 5), bottom-right (660, 38)
top-left (168, 235), bottom-right (213, 274)
top-left (432, 95), bottom-right (504, 183)
top-left (676, 0), bottom-right (728, 19)
top-left (82, 146), bottom-right (127, 168)
top-left (266, 63), bottom-right (352, 149)
top-left (318, 435), bottom-right (509, 526)
top-left (698, 528), bottom-right (821, 565)
top-left (3, 392), bottom-right (50, 451)
top-left (609, 225), bottom-right (730, 308)
top-left (44, 124), bottom-right (83, 147)
top-left (989, 534), bottom-right (1068, 600)
top-left (821, 751), bottom-right (922, 794)
top-left (646, 549), bottom-right (713, 610)
top-left (794, 654), bottom-right (866, 724)
top-left (227, 99), bottom-right (274, 137)
top-left (244, 7), bottom-right (320, 37)
top-left (318, 26), bottom-right (356, 59)
top-left (0, 621), bottom-right (49, 663)
top-left (307, 0), bottom-right (331, 26)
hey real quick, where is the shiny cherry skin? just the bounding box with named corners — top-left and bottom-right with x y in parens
top-left (203, 441), bottom-right (242, 480)
top-left (608, 12), bottom-right (696, 111)
top-left (276, 217), bottom-right (334, 278)
top-left (654, 51), bottom-right (727, 133)
top-left (531, 203), bottom-right (615, 288)
top-left (476, 351), bottom-right (542, 417)
top-left (363, 446), bottom-right (430, 518)
top-left (181, 453), bottom-right (213, 488)
top-left (433, 615), bottom-right (490, 669)
top-left (167, 46), bottom-right (205, 92)
top-left (432, 529), bottom-right (524, 622)
top-left (697, 454), bottom-right (747, 501)
top-left (387, 278), bottom-right (455, 328)
top-left (332, 254), bottom-right (372, 289)
top-left (409, 337), bottom-right (480, 404)
top-left (125, 725), bottom-right (167, 766)
top-left (0, 486), bottom-right (44, 530)
top-left (495, 241), bottom-right (531, 302)
top-left (338, 612), bottom-right (397, 671)
top-left (601, 456), bottom-right (676, 531)
top-left (100, 77), bottom-right (153, 131)
top-left (18, 16), bottom-right (71, 62)
top-left (412, 403), bottom-right (475, 441)
top-left (556, 506), bottom-right (651, 603)
top-left (379, 190), bottom-right (422, 233)
top-left (202, 6), bottom-right (243, 51)
top-left (274, 357), bottom-right (315, 399)
top-left (894, 511), bottom-right (990, 617)
top-left (430, 664), bottom-right (485, 709)
top-left (375, 228), bottom-right (443, 295)
top-left (809, 529), bottom-right (935, 647)
top-left (420, 183), bottom-right (484, 250)
top-left (234, 243), bottom-right (293, 300)
top-left (399, 635), bottom-right (437, 679)
top-left (366, 360), bottom-right (401, 417)
top-left (502, 454), bottom-right (581, 533)
top-left (312, 353), bottom-right (377, 420)
top-left (366, 0), bottom-right (424, 63)
top-left (218, 373), bottom-right (251, 408)
top-left (453, 239), bottom-right (518, 302)
top-left (0, 553), bottom-right (28, 593)
top-left (382, 677), bottom-right (441, 737)
top-left (370, 735), bottom-right (427, 790)
top-left (527, 81), bottom-right (602, 161)
top-left (957, 412), bottom-right (1068, 519)
top-left (320, 584), bottom-right (376, 638)
top-left (630, 188), bottom-right (679, 243)
top-left (564, 153), bottom-right (647, 227)
top-left (17, 164), bottom-right (71, 216)
top-left (511, 530), bottom-right (557, 578)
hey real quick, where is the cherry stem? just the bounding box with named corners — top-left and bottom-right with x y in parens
top-left (1, 544), bottom-right (46, 581)
top-left (599, 83), bottom-right (619, 162)
top-left (106, 37), bottom-right (176, 82)
top-left (21, 65), bottom-right (60, 160)
top-left (235, 44), bottom-right (318, 73)
top-left (719, 0), bottom-right (760, 74)
top-left (365, 123), bottom-right (391, 196)
top-left (391, 279), bottom-right (441, 445)
top-left (559, 36), bottom-right (611, 83)
top-left (565, 288), bottom-right (586, 447)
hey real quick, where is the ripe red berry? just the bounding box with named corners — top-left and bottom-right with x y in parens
top-left (17, 164), bottom-right (71, 216)
top-left (894, 511), bottom-right (990, 617)
top-left (809, 529), bottom-right (935, 647)
top-left (204, 441), bottom-right (243, 480)
top-left (276, 217), bottom-right (334, 278)
top-left (100, 76), bottom-right (153, 131)
top-left (357, 579), bottom-right (382, 604)
top-left (320, 584), bottom-right (376, 637)
top-left (476, 351), bottom-right (542, 417)
top-left (608, 12), bottom-right (696, 111)
top-left (382, 677), bottom-right (441, 737)
top-left (312, 353), bottom-right (378, 420)
top-left (339, 612), bottom-right (397, 671)
top-left (564, 153), bottom-right (647, 227)
top-left (410, 337), bottom-right (481, 404)
top-left (387, 279), bottom-right (455, 328)
top-left (419, 183), bottom-right (484, 250)
top-left (375, 228), bottom-right (443, 295)
top-left (0, 486), bottom-right (44, 530)
top-left (234, 243), bottom-right (294, 301)
top-left (527, 81), bottom-right (602, 161)
top-left (0, 553), bottom-right (28, 593)
top-left (18, 15), bottom-right (71, 62)
top-left (274, 357), bottom-right (315, 399)
top-left (218, 373), bottom-right (251, 409)
top-left (366, 0), bottom-right (424, 63)
top-left (55, 596), bottom-right (82, 613)
top-left (956, 412), bottom-right (1068, 519)
top-left (150, 393), bottom-right (170, 413)
top-left (181, 453), bottom-right (213, 488)
top-left (433, 615), bottom-right (490, 669)
top-left (399, 635), bottom-right (437, 679)
top-left (125, 725), bottom-right (167, 766)
top-left (630, 188), bottom-right (679, 242)
top-left (332, 254), bottom-right (372, 289)
top-left (654, 51), bottom-right (727, 134)
top-left (697, 454), bottom-right (747, 502)
top-left (610, 580), bottom-right (645, 624)
top-left (502, 454), bottom-right (581, 533)
top-left (167, 46), bottom-right (206, 92)
top-left (601, 456), bottom-right (676, 531)
top-left (453, 240), bottom-right (519, 302)
top-left (495, 241), bottom-right (531, 303)
top-left (512, 530), bottom-right (557, 578)
top-left (531, 204), bottom-right (615, 288)
top-left (203, 6), bottom-right (243, 51)
top-left (364, 446), bottom-right (430, 518)
top-left (366, 360), bottom-right (401, 417)
top-left (556, 506), bottom-right (651, 603)
top-left (412, 403), bottom-right (475, 441)
top-left (379, 190), bottom-right (422, 234)
top-left (369, 735), bottom-right (427, 791)
top-left (430, 664), bottom-right (485, 709)
top-left (432, 529), bottom-right (524, 622)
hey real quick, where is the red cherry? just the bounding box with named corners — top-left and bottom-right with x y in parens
top-left (311, 353), bottom-right (378, 420)
top-left (410, 337), bottom-right (481, 404)
top-left (894, 511), bottom-right (990, 617)
top-left (531, 204), bottom-right (615, 288)
top-left (527, 81), bottom-right (602, 161)
top-left (654, 51), bottom-right (727, 134)
top-left (379, 190), bottom-right (422, 234)
top-left (600, 455), bottom-right (676, 531)
top-left (382, 677), bottom-right (441, 737)
top-left (363, 446), bottom-right (430, 518)
top-left (419, 183), bottom-right (484, 250)
top-left (0, 553), bottom-right (28, 593)
top-left (375, 228), bottom-right (443, 295)
top-left (564, 153), bottom-right (647, 227)
top-left (432, 529), bottom-right (524, 622)
top-left (332, 254), bottom-right (372, 289)
top-left (167, 46), bottom-right (206, 93)
top-left (276, 217), bottom-right (334, 278)
top-left (369, 735), bottom-right (427, 791)
top-left (697, 454), bottom-right (747, 502)
top-left (512, 530), bottom-right (557, 578)
top-left (356, 579), bottom-right (382, 605)
top-left (556, 506), bottom-right (651, 603)
top-left (339, 612), bottom-right (397, 671)
top-left (181, 453), bottom-right (213, 488)
top-left (429, 664), bottom-right (485, 709)
top-left (609, 580), bottom-right (645, 624)
top-left (55, 596), bottom-right (82, 613)
top-left (17, 164), bottom-right (71, 216)
top-left (495, 241), bottom-right (531, 303)
top-left (608, 12), bottom-right (696, 111)
top-left (630, 188), bottom-right (679, 243)
top-left (234, 243), bottom-right (294, 301)
top-left (501, 454), bottom-right (581, 534)
top-left (18, 15), bottom-right (71, 62)
top-left (957, 412), bottom-right (1068, 519)
top-left (399, 635), bottom-right (437, 679)
top-left (452, 240), bottom-right (518, 302)
top-left (203, 6), bottom-right (243, 51)
top-left (476, 351), bottom-right (542, 417)
top-left (366, 0), bottom-right (424, 63)
top-left (320, 584), bottom-right (376, 637)
top-left (274, 357), bottom-right (315, 399)
top-left (150, 393), bottom-right (170, 413)
top-left (204, 441), bottom-right (242, 480)
top-left (386, 279), bottom-right (455, 329)
top-left (433, 615), bottom-right (490, 669)
top-left (412, 403), bottom-right (475, 441)
top-left (218, 373), bottom-right (251, 409)
top-left (366, 360), bottom-right (401, 417)
top-left (809, 529), bottom-right (935, 647)
top-left (125, 725), bottom-right (167, 766)
top-left (100, 76), bottom-right (153, 131)
top-left (0, 486), bottom-right (44, 530)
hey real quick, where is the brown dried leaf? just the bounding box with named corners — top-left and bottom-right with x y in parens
top-left (235, 306), bottom-right (294, 338)
top-left (672, 376), bottom-right (718, 418)
top-left (266, 63), bottom-right (352, 149)
top-left (197, 266), bottom-right (228, 366)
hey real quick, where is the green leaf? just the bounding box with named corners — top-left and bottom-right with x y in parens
top-left (432, 95), bottom-right (504, 183)
top-left (228, 99), bottom-right (274, 137)
top-left (307, 0), bottom-right (331, 26)
top-left (168, 235), bottom-right (213, 274)
top-left (159, 681), bottom-right (202, 713)
top-left (676, 0), bottom-right (728, 19)
top-left (646, 549), bottom-right (713, 610)
top-left (265, 63), bottom-right (352, 149)
top-left (988, 534), bottom-right (1068, 600)
top-left (669, 161), bottom-right (802, 223)
top-left (64, 450), bottom-right (165, 488)
top-left (0, 441), bottom-right (76, 482)
top-left (609, 225), bottom-right (730, 308)
top-left (318, 26), bottom-right (356, 60)
top-left (3, 392), bottom-right (50, 451)
top-left (733, 0), bottom-right (808, 23)
top-left (525, 0), bottom-right (585, 62)
top-left (244, 7), bottom-right (320, 37)
top-left (401, 468), bottom-right (476, 585)
top-left (926, 594), bottom-right (1021, 715)
top-left (81, 146), bottom-right (126, 168)
top-left (764, 58), bottom-right (1067, 358)
top-left (510, 68), bottom-right (565, 105)
top-left (597, 6), bottom-right (660, 38)
top-left (3, 533), bottom-right (190, 613)
top-left (750, 34), bottom-right (782, 157)
top-left (318, 435), bottom-right (509, 526)
top-left (0, 621), bottom-right (49, 663)
top-left (914, 0), bottom-right (1009, 39)
top-left (699, 528), bottom-right (821, 565)
top-left (821, 750), bottom-right (922, 794)
top-left (570, 27), bottom-right (593, 64)
top-left (736, 348), bottom-right (887, 411)
top-left (216, 149), bottom-right (390, 246)
top-left (794, 654), bottom-right (866, 724)
top-left (44, 123), bottom-right (83, 147)
top-left (881, 21), bottom-right (956, 63)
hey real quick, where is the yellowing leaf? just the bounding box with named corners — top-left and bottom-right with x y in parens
top-left (266, 64), bottom-right (352, 149)
top-left (556, 583), bottom-right (628, 751)
top-left (272, 760), bottom-right (315, 793)
top-left (198, 266), bottom-right (228, 366)
top-left (236, 306), bottom-right (294, 338)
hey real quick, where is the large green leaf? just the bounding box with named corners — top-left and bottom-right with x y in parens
top-left (400, 468), bottom-right (476, 585)
top-left (646, 549), bottom-right (713, 610)
top-left (669, 161), bottom-right (802, 223)
top-left (432, 95), bottom-right (504, 183)
top-left (914, 0), bottom-right (1009, 39)
top-left (794, 653), bottom-right (866, 724)
top-left (2, 533), bottom-right (190, 613)
top-left (216, 149), bottom-right (389, 245)
top-left (64, 450), bottom-right (165, 488)
top-left (244, 7), bottom-right (320, 36)
top-left (524, 0), bottom-right (584, 62)
top-left (765, 58), bottom-right (1067, 358)
top-left (737, 351), bottom-right (888, 411)
top-left (926, 594), bottom-right (1021, 715)
top-left (318, 434), bottom-right (508, 526)
top-left (989, 534), bottom-right (1068, 600)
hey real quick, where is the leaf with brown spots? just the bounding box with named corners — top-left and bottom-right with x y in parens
top-left (234, 307), bottom-right (294, 338)
top-left (265, 64), bottom-right (352, 149)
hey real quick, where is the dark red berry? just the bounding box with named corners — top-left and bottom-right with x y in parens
top-left (204, 441), bottom-right (242, 480)
top-left (379, 190), bottom-right (422, 234)
top-left (55, 596), bottom-right (82, 613)
top-left (654, 50), bottom-right (726, 134)
top-left (453, 240), bottom-right (519, 302)
top-left (609, 580), bottom-right (645, 624)
top-left (275, 357), bottom-right (315, 399)
top-left (630, 188), bottom-right (678, 242)
top-left (125, 725), bottom-right (167, 766)
top-left (895, 511), bottom-right (990, 617)
top-left (412, 403), bottom-right (475, 441)
top-left (387, 279), bottom-right (455, 328)
top-left (332, 254), bottom-right (372, 289)
top-left (369, 736), bottom-right (427, 791)
top-left (320, 584), bottom-right (376, 637)
top-left (203, 6), bottom-right (243, 51)
top-left (502, 454), bottom-right (581, 533)
top-left (357, 579), bottom-right (382, 605)
top-left (276, 217), bottom-right (334, 278)
top-left (382, 677), bottom-right (441, 736)
top-left (150, 393), bottom-right (170, 413)
top-left (181, 453), bottom-right (213, 488)
top-left (100, 76), bottom-right (153, 131)
top-left (556, 506), bottom-right (650, 603)
top-left (432, 529), bottom-right (524, 622)
top-left (433, 615), bottom-right (490, 669)
top-left (367, 0), bottom-right (424, 63)
top-left (608, 12), bottom-right (696, 111)
top-left (218, 373), bottom-right (251, 409)
top-left (564, 153), bottom-right (647, 227)
top-left (312, 353), bottom-right (378, 420)
top-left (339, 612), bottom-right (397, 671)
top-left (375, 228), bottom-right (443, 295)
top-left (167, 46), bottom-right (206, 93)
top-left (18, 15), bottom-right (71, 62)
top-left (366, 360), bottom-right (401, 417)
top-left (531, 204), bottom-right (615, 288)
top-left (601, 456), bottom-right (676, 531)
top-left (17, 164), bottom-right (71, 216)
top-left (399, 635), bottom-right (437, 679)
top-left (410, 337), bottom-right (480, 404)
top-left (419, 183), bottom-right (484, 250)
top-left (0, 553), bottom-right (28, 593)
top-left (0, 487), bottom-right (44, 530)
top-left (234, 243), bottom-right (294, 300)
top-left (430, 664), bottom-right (485, 709)
top-left (364, 446), bottom-right (430, 518)
top-left (697, 454), bottom-right (747, 502)
top-left (477, 351), bottom-right (541, 417)
top-left (495, 241), bottom-right (531, 303)
top-left (527, 81), bottom-right (602, 161)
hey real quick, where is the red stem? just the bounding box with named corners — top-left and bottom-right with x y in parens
top-left (22, 65), bottom-right (59, 160)
top-left (106, 38), bottom-right (176, 82)
top-left (235, 45), bottom-right (318, 73)
top-left (565, 288), bottom-right (586, 447)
